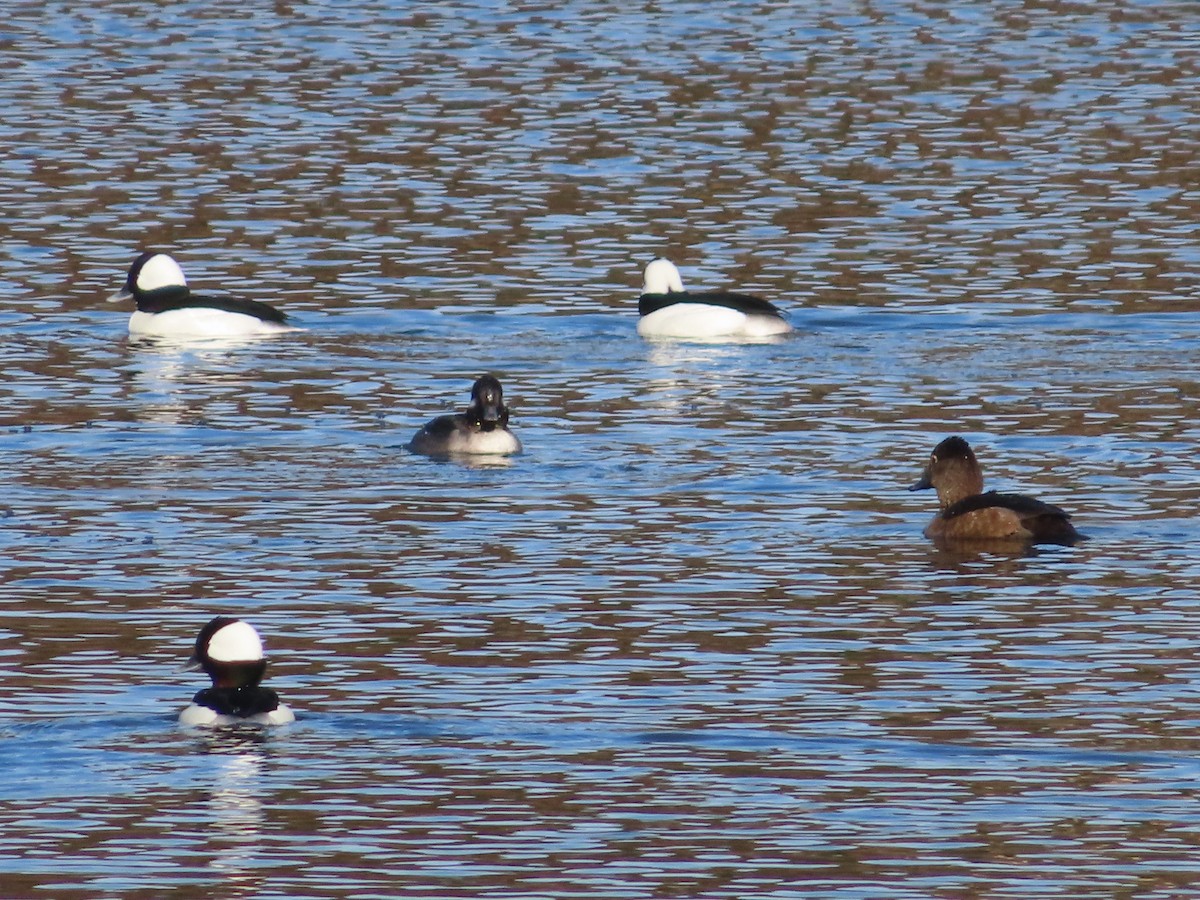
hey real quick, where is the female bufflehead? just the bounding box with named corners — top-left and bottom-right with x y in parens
top-left (409, 375), bottom-right (523, 457)
top-left (637, 258), bottom-right (793, 339)
top-left (909, 436), bottom-right (1083, 545)
top-left (180, 616), bottom-right (295, 727)
top-left (110, 251), bottom-right (295, 338)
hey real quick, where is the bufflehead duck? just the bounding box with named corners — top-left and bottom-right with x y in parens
top-left (180, 616), bottom-right (295, 727)
top-left (909, 436), bottom-right (1083, 545)
top-left (110, 251), bottom-right (295, 338)
top-left (409, 375), bottom-right (522, 457)
top-left (637, 258), bottom-right (793, 339)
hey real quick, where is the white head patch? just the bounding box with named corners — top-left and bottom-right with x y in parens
top-left (208, 620), bottom-right (264, 662)
top-left (643, 258), bottom-right (685, 294)
top-left (137, 254), bottom-right (188, 292)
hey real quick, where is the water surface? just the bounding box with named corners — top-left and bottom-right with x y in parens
top-left (2, 1), bottom-right (1200, 897)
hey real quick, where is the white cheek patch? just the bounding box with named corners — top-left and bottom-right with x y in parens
top-left (137, 254), bottom-right (188, 291)
top-left (208, 620), bottom-right (264, 662)
top-left (643, 258), bottom-right (686, 294)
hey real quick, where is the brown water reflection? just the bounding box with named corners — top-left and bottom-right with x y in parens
top-left (2, 0), bottom-right (1200, 897)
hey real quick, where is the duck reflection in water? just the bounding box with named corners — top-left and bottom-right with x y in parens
top-left (200, 750), bottom-right (270, 898)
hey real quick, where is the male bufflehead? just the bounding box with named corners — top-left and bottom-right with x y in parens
top-left (408, 375), bottom-right (523, 457)
top-left (110, 251), bottom-right (295, 338)
top-left (909, 436), bottom-right (1083, 545)
top-left (637, 258), bottom-right (793, 339)
top-left (180, 616), bottom-right (295, 727)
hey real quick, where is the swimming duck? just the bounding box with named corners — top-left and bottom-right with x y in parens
top-left (110, 251), bottom-right (294, 338)
top-left (637, 258), bottom-right (793, 339)
top-left (408, 375), bottom-right (522, 457)
top-left (909, 436), bottom-right (1082, 545)
top-left (180, 616), bottom-right (295, 727)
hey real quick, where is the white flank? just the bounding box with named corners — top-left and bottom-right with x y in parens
top-left (739, 313), bottom-right (794, 338)
top-left (178, 702), bottom-right (296, 728)
top-left (179, 703), bottom-right (220, 726)
top-left (263, 703), bottom-right (296, 725)
top-left (128, 308), bottom-right (294, 338)
top-left (446, 428), bottom-right (523, 455)
top-left (637, 302), bottom-right (791, 339)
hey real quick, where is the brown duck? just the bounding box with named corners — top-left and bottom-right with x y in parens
top-left (909, 436), bottom-right (1082, 545)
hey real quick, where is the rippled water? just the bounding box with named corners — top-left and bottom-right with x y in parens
top-left (3, 0), bottom-right (1200, 896)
